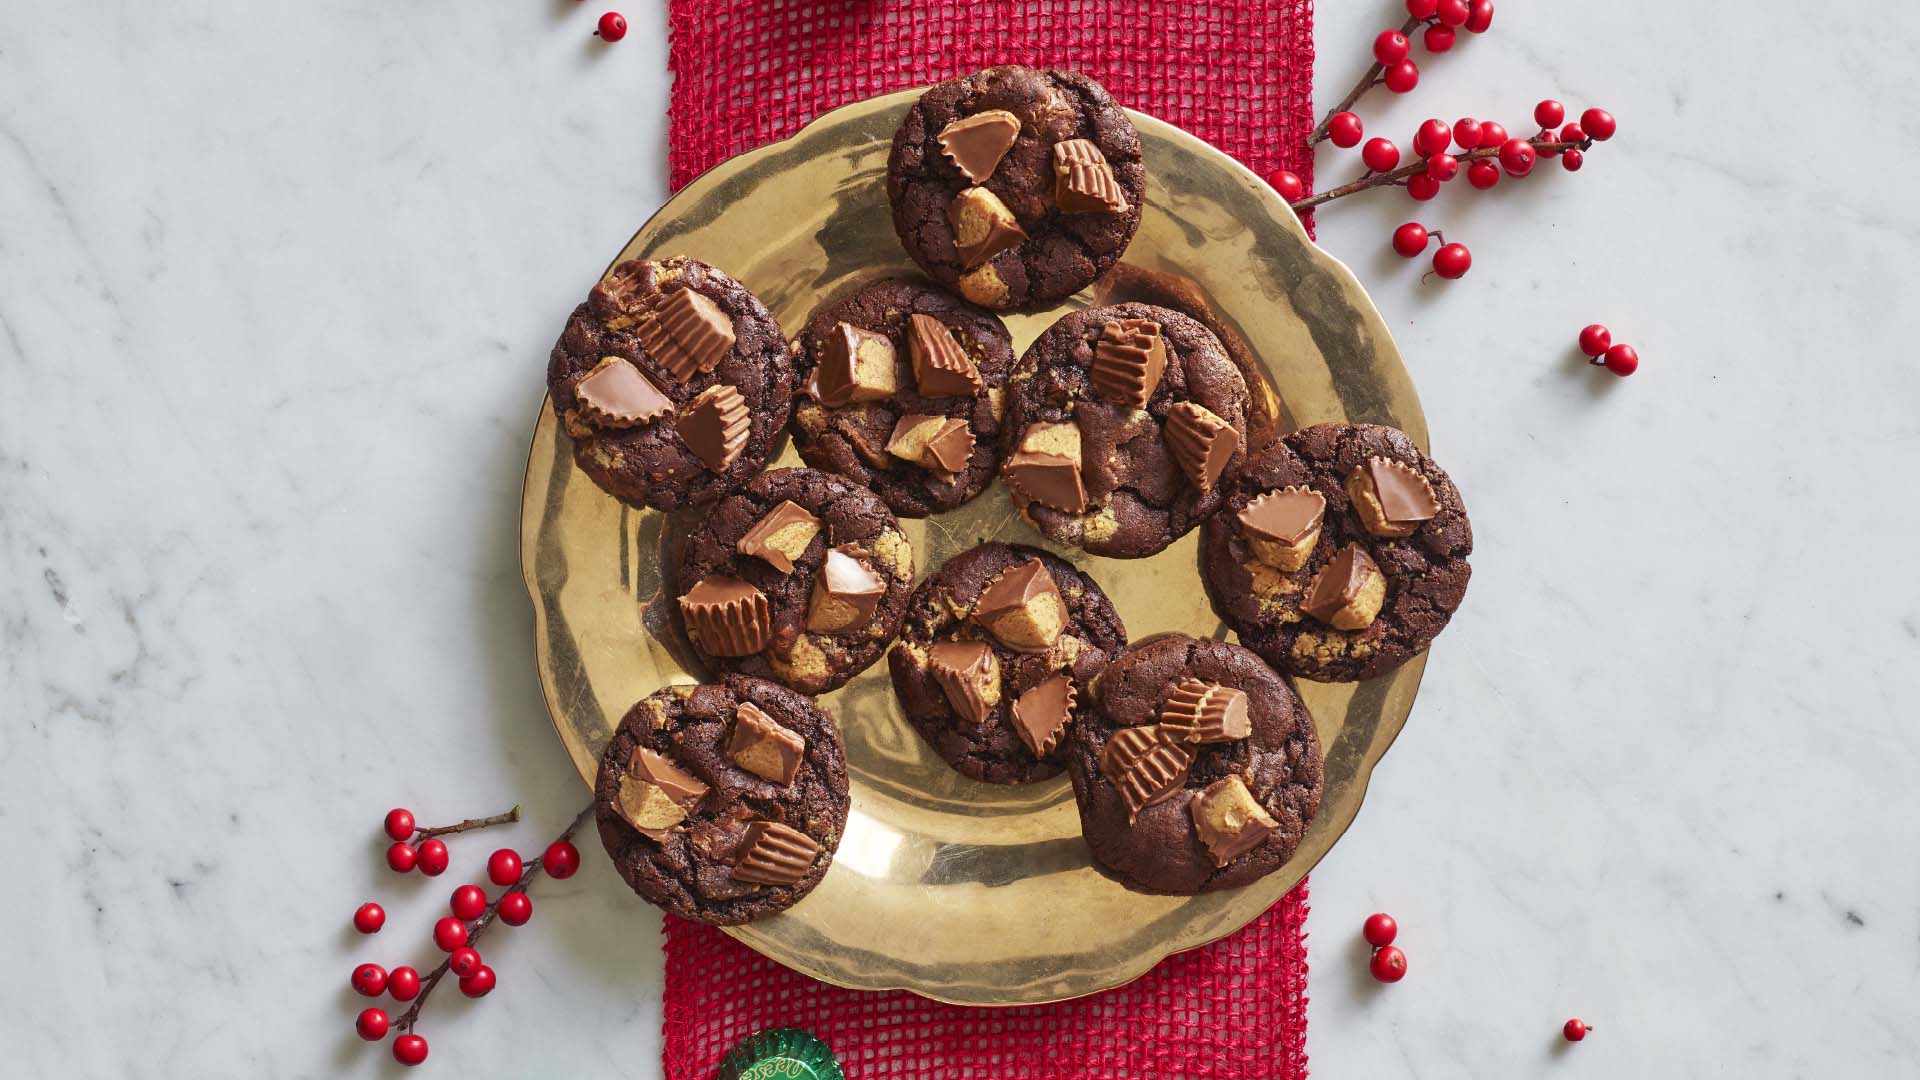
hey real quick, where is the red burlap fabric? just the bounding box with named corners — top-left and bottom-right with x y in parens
top-left (661, 3), bottom-right (1315, 1077)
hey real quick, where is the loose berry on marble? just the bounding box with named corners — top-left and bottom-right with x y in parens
top-left (1578, 324), bottom-right (1612, 357)
top-left (1370, 945), bottom-right (1409, 982)
top-left (1407, 173), bottom-right (1440, 201)
top-left (1533, 100), bottom-right (1566, 129)
top-left (385, 842), bottom-right (418, 874)
top-left (1498, 137), bottom-right (1536, 176)
top-left (1467, 159), bottom-right (1500, 189)
top-left (388, 965), bottom-right (422, 1002)
top-left (351, 963), bottom-right (389, 997)
top-left (1362, 912), bottom-right (1400, 947)
top-left (353, 902), bottom-right (386, 935)
top-left (448, 947), bottom-right (484, 979)
top-left (1329, 111), bottom-right (1365, 148)
top-left (1435, 0), bottom-right (1470, 27)
top-left (1603, 344), bottom-right (1639, 376)
top-left (1383, 60), bottom-right (1420, 94)
top-left (1373, 29), bottom-right (1411, 65)
top-left (355, 1007), bottom-right (390, 1042)
top-left (1561, 149), bottom-right (1585, 172)
top-left (1391, 223), bottom-right (1430, 257)
top-left (1452, 118), bottom-right (1482, 150)
top-left (450, 884), bottom-right (487, 922)
top-left (1267, 169), bottom-right (1306, 202)
top-left (459, 965), bottom-right (498, 998)
top-left (1476, 121), bottom-right (1508, 150)
top-left (1432, 242), bottom-right (1472, 279)
top-left (595, 12), bottom-right (627, 41)
top-left (415, 838), bottom-right (449, 877)
top-left (498, 891), bottom-right (534, 926)
top-left (1563, 1018), bottom-right (1592, 1042)
top-left (1413, 118), bottom-right (1452, 157)
top-left (1465, 0), bottom-right (1494, 32)
top-left (1581, 108), bottom-right (1617, 141)
top-left (393, 1034), bottom-right (429, 1067)
top-left (383, 808), bottom-right (416, 842)
top-left (1426, 153), bottom-right (1459, 182)
top-left (487, 848), bottom-right (523, 887)
top-left (433, 916), bottom-right (469, 953)
top-left (1362, 138), bottom-right (1401, 173)
top-left (1423, 24), bottom-right (1455, 52)
top-left (1406, 0), bottom-right (1438, 17)
top-left (543, 840), bottom-right (581, 880)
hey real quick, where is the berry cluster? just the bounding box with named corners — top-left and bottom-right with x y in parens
top-left (1306, 0), bottom-right (1498, 148)
top-left (1578, 323), bottom-right (1639, 377)
top-left (350, 805), bottom-right (590, 1067)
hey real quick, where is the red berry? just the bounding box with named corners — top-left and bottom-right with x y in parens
top-left (1406, 173), bottom-right (1440, 201)
top-left (595, 11), bottom-right (627, 41)
top-left (1370, 945), bottom-right (1409, 982)
top-left (1362, 912), bottom-right (1400, 947)
top-left (1266, 169), bottom-right (1305, 202)
top-left (356, 1007), bottom-right (390, 1042)
top-left (450, 884), bottom-right (487, 922)
top-left (487, 848), bottom-right (523, 887)
top-left (1413, 119), bottom-right (1451, 157)
top-left (1466, 159), bottom-right (1500, 189)
top-left (1373, 30), bottom-right (1410, 65)
top-left (543, 840), bottom-right (581, 880)
top-left (1435, 0), bottom-right (1470, 27)
top-left (1361, 138), bottom-right (1401, 173)
top-left (1561, 149), bottom-right (1585, 172)
top-left (1406, 0), bottom-right (1438, 16)
top-left (1432, 242), bottom-right (1471, 279)
top-left (1578, 324), bottom-right (1612, 357)
top-left (393, 1034), bottom-right (429, 1067)
top-left (1452, 118), bottom-right (1481, 149)
top-left (1423, 24), bottom-right (1456, 53)
top-left (1475, 121), bottom-right (1507, 150)
top-left (1581, 108), bottom-right (1617, 141)
top-left (415, 838), bottom-right (449, 877)
top-left (388, 965), bottom-right (422, 1002)
top-left (352, 902), bottom-right (385, 935)
top-left (1465, 0), bottom-right (1494, 32)
top-left (1533, 100), bottom-right (1566, 129)
top-left (1559, 122), bottom-right (1587, 146)
top-left (1498, 138), bottom-right (1535, 176)
top-left (385, 842), bottom-right (417, 874)
top-left (351, 963), bottom-right (389, 997)
top-left (383, 808), bottom-right (416, 842)
top-left (498, 891), bottom-right (534, 926)
top-left (448, 946), bottom-right (484, 979)
top-left (1603, 344), bottom-right (1639, 377)
top-left (1328, 112), bottom-right (1364, 148)
top-left (1426, 153), bottom-right (1459, 182)
top-left (1563, 1018), bottom-right (1591, 1042)
top-left (1383, 60), bottom-right (1419, 94)
top-left (1391, 223), bottom-right (1430, 258)
top-left (433, 916), bottom-right (469, 953)
top-left (459, 965), bottom-right (497, 998)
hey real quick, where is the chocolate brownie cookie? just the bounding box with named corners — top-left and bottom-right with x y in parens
top-left (1199, 423), bottom-right (1472, 682)
top-left (789, 278), bottom-right (1015, 517)
top-left (547, 256), bottom-right (793, 512)
top-left (594, 677), bottom-right (849, 925)
top-left (1066, 634), bottom-right (1323, 895)
top-left (1000, 303), bottom-right (1251, 558)
top-left (887, 66), bottom-right (1145, 309)
top-left (887, 543), bottom-right (1126, 784)
top-left (675, 468), bottom-right (914, 695)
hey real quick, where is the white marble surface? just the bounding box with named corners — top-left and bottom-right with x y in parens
top-left (2, 2), bottom-right (1914, 1076)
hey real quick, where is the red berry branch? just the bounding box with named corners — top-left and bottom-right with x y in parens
top-left (383, 804), bottom-right (522, 876)
top-left (1306, 0), bottom-right (1495, 148)
top-left (350, 804), bottom-right (592, 1067)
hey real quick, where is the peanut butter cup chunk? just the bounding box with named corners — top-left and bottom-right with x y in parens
top-left (594, 677), bottom-right (848, 925)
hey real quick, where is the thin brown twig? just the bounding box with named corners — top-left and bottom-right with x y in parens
top-left (1288, 136), bottom-right (1588, 211)
top-left (394, 804), bottom-right (594, 1033)
top-left (415, 805), bottom-right (523, 840)
top-left (1305, 14), bottom-right (1425, 147)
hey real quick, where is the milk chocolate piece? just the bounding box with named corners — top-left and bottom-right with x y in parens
top-left (938, 109), bottom-right (1021, 183)
top-left (885, 414), bottom-right (975, 473)
top-left (1347, 456), bottom-right (1440, 538)
top-left (1091, 318), bottom-right (1167, 409)
top-left (1238, 486), bottom-right (1326, 572)
top-left (1160, 678), bottom-right (1251, 744)
top-left (634, 286), bottom-right (736, 383)
top-left (574, 356), bottom-right (674, 431)
top-left (907, 313), bottom-right (983, 397)
top-left (1052, 139), bottom-right (1129, 214)
top-left (736, 500), bottom-right (822, 575)
top-left (588, 259), bottom-right (655, 329)
top-left (1099, 725), bottom-right (1193, 823)
top-left (1011, 675), bottom-right (1075, 758)
top-left (617, 747), bottom-right (710, 840)
top-left (1164, 402), bottom-right (1239, 495)
top-left (814, 321), bottom-right (898, 406)
top-left (730, 819), bottom-right (821, 886)
top-left (1301, 543), bottom-right (1386, 630)
top-left (1190, 775), bottom-right (1279, 866)
top-left (971, 559), bottom-right (1066, 654)
top-left (677, 384), bottom-right (751, 471)
top-left (806, 546), bottom-right (886, 633)
top-left (928, 639), bottom-right (1001, 727)
top-left (948, 187), bottom-right (1027, 269)
top-left (1003, 422), bottom-right (1086, 513)
top-left (680, 575), bottom-right (772, 656)
top-left (726, 701), bottom-right (806, 787)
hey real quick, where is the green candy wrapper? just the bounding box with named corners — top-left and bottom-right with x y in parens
top-left (715, 1028), bottom-right (845, 1080)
